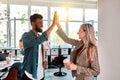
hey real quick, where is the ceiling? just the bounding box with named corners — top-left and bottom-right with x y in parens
top-left (1, 0), bottom-right (97, 8)
top-left (1, 0), bottom-right (97, 3)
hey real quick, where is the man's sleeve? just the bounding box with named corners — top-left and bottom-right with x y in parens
top-left (22, 31), bottom-right (48, 49)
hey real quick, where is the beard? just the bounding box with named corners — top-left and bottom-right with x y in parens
top-left (35, 24), bottom-right (43, 33)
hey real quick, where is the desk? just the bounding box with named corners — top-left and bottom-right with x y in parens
top-left (1, 48), bottom-right (20, 57)
top-left (0, 57), bottom-right (22, 71)
top-left (0, 61), bottom-right (10, 71)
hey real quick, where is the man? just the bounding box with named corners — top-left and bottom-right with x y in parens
top-left (19, 39), bottom-right (24, 55)
top-left (21, 12), bottom-right (57, 80)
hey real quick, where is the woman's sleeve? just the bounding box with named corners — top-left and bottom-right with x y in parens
top-left (56, 29), bottom-right (80, 46)
top-left (76, 49), bottom-right (100, 76)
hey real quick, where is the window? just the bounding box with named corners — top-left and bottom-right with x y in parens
top-left (0, 4), bottom-right (7, 47)
top-left (85, 9), bottom-right (98, 21)
top-left (42, 21), bottom-right (48, 31)
top-left (50, 7), bottom-right (67, 48)
top-left (68, 22), bottom-right (82, 40)
top-left (68, 8), bottom-right (83, 40)
top-left (10, 5), bottom-right (28, 19)
top-left (51, 7), bottom-right (67, 21)
top-left (50, 22), bottom-right (66, 48)
top-left (93, 23), bottom-right (98, 40)
top-left (0, 3), bottom-right (98, 48)
top-left (31, 6), bottom-right (48, 31)
top-left (0, 20), bottom-right (7, 47)
top-left (31, 6), bottom-right (48, 20)
top-left (10, 5), bottom-right (28, 47)
top-left (11, 20), bottom-right (29, 47)
top-left (85, 9), bottom-right (98, 40)
top-left (68, 8), bottom-right (83, 21)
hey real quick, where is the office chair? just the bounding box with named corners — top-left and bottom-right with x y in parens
top-left (52, 55), bottom-right (67, 77)
top-left (3, 62), bottom-right (22, 80)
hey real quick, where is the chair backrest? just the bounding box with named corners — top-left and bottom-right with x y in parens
top-left (0, 53), bottom-right (6, 61)
top-left (3, 62), bottom-right (22, 80)
top-left (53, 56), bottom-right (67, 64)
top-left (3, 68), bottom-right (18, 80)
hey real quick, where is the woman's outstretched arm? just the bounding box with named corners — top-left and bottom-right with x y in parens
top-left (56, 24), bottom-right (80, 46)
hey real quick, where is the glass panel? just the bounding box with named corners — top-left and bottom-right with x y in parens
top-left (68, 22), bottom-right (83, 40)
top-left (0, 4), bottom-right (7, 19)
top-left (10, 5), bottom-right (28, 19)
top-left (11, 20), bottom-right (29, 48)
top-left (50, 22), bottom-right (66, 48)
top-left (0, 20), bottom-right (7, 47)
top-left (68, 8), bottom-right (83, 21)
top-left (0, 4), bottom-right (7, 47)
top-left (31, 6), bottom-right (48, 20)
top-left (51, 7), bottom-right (67, 21)
top-left (85, 9), bottom-right (98, 21)
top-left (43, 21), bottom-right (48, 31)
top-left (93, 22), bottom-right (98, 40)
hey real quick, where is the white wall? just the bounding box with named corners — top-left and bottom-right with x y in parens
top-left (98, 0), bottom-right (120, 80)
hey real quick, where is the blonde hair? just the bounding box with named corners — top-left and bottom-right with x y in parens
top-left (80, 23), bottom-right (97, 62)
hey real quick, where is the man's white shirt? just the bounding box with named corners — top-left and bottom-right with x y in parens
top-left (25, 44), bottom-right (44, 80)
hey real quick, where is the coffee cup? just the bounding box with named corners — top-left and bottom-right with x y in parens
top-left (63, 58), bottom-right (71, 67)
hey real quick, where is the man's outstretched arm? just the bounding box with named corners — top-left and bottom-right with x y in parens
top-left (46, 11), bottom-right (57, 36)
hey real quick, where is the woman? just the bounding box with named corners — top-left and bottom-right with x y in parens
top-left (56, 23), bottom-right (100, 80)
